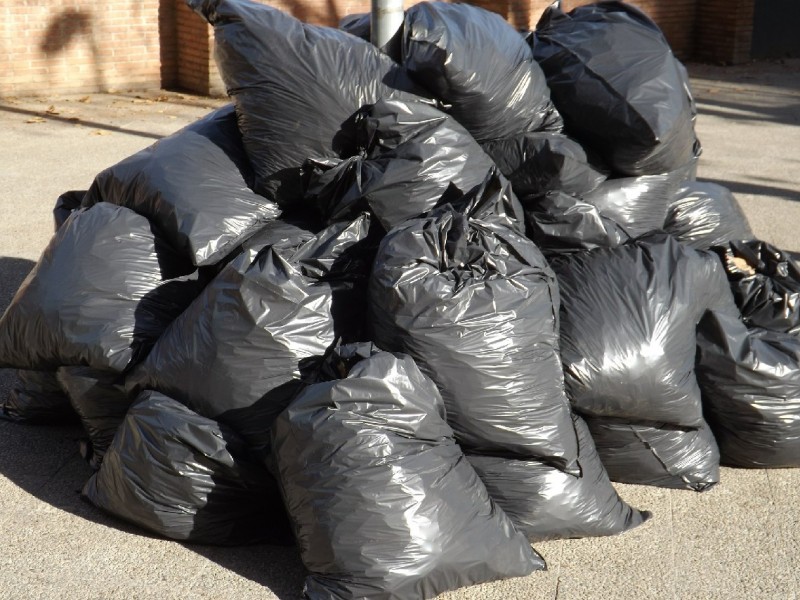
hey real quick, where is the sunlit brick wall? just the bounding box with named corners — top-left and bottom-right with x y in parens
top-left (1, 1), bottom-right (161, 96)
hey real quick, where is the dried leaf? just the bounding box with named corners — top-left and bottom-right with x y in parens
top-left (731, 256), bottom-right (756, 276)
top-left (26, 117), bottom-right (46, 124)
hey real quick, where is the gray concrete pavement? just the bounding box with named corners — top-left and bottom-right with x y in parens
top-left (0, 59), bottom-right (798, 600)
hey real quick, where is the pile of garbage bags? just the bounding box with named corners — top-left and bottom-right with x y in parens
top-left (1, 0), bottom-right (798, 597)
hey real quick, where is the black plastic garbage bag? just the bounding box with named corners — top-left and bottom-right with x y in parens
top-left (81, 105), bottom-right (279, 267)
top-left (53, 190), bottom-right (85, 231)
top-left (339, 13), bottom-right (371, 42)
top-left (57, 367), bottom-right (132, 470)
top-left (0, 203), bottom-right (201, 373)
top-left (468, 413), bottom-right (649, 541)
top-left (187, 0), bottom-right (422, 205)
top-left (369, 206), bottom-right (578, 471)
top-left (551, 233), bottom-right (730, 427)
top-left (664, 181), bottom-right (753, 250)
top-left (271, 344), bottom-right (544, 599)
top-left (481, 132), bottom-right (606, 198)
top-left (303, 98), bottom-right (497, 229)
top-left (1, 370), bottom-right (74, 423)
top-left (532, 2), bottom-right (698, 175)
top-left (584, 417), bottom-right (720, 491)
top-left (696, 311), bottom-right (800, 468)
top-left (581, 166), bottom-right (695, 238)
top-left (712, 240), bottom-right (800, 334)
top-left (83, 390), bottom-right (292, 545)
top-left (523, 191), bottom-right (631, 253)
top-left (448, 167), bottom-right (527, 233)
top-left (127, 215), bottom-right (375, 459)
top-left (403, 1), bottom-right (562, 142)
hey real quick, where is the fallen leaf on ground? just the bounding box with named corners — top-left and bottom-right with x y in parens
top-left (26, 117), bottom-right (46, 123)
top-left (46, 105), bottom-right (59, 115)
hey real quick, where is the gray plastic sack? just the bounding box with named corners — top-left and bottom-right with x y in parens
top-left (403, 1), bottom-right (562, 142)
top-left (271, 344), bottom-right (544, 600)
top-left (369, 206), bottom-right (578, 472)
top-left (697, 310), bottom-right (800, 468)
top-left (303, 98), bottom-right (497, 230)
top-left (187, 0), bottom-right (423, 205)
top-left (551, 233), bottom-right (731, 427)
top-left (81, 105), bottom-right (279, 267)
top-left (57, 366), bottom-right (132, 470)
top-left (83, 390), bottom-right (292, 545)
top-left (127, 215), bottom-right (375, 459)
top-left (1, 370), bottom-right (74, 423)
top-left (664, 181), bottom-right (753, 250)
top-left (532, 2), bottom-right (698, 175)
top-left (582, 165), bottom-right (696, 238)
top-left (53, 190), bottom-right (85, 231)
top-left (481, 132), bottom-right (606, 199)
top-left (0, 203), bottom-right (201, 373)
top-left (585, 417), bottom-right (720, 491)
top-left (468, 413), bottom-right (649, 542)
top-left (523, 191), bottom-right (631, 254)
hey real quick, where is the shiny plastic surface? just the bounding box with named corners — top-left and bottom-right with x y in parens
top-left (304, 98), bottom-right (497, 230)
top-left (370, 207), bottom-right (578, 471)
top-left (83, 391), bottom-right (291, 545)
top-left (665, 181), bottom-right (753, 250)
top-left (552, 234), bottom-right (731, 427)
top-left (524, 191), bottom-right (631, 253)
top-left (448, 167), bottom-right (526, 233)
top-left (481, 132), bottom-right (606, 198)
top-left (469, 413), bottom-right (649, 541)
top-left (585, 417), bottom-right (720, 491)
top-left (697, 310), bottom-right (800, 468)
top-left (582, 167), bottom-right (693, 237)
top-left (532, 2), bottom-right (697, 175)
top-left (81, 105), bottom-right (280, 267)
top-left (403, 1), bottom-right (562, 142)
top-left (127, 215), bottom-right (374, 459)
top-left (0, 203), bottom-right (200, 373)
top-left (188, 0), bottom-right (422, 204)
top-left (271, 345), bottom-right (544, 599)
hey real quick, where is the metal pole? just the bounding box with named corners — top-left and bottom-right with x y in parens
top-left (371, 0), bottom-right (404, 52)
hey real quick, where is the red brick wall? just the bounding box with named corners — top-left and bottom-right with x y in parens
top-left (175, 0), bottom-right (225, 96)
top-left (694, 0), bottom-right (755, 64)
top-left (1, 1), bottom-right (161, 96)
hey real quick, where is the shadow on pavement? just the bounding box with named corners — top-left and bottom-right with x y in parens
top-left (702, 178), bottom-right (800, 202)
top-left (688, 59), bottom-right (800, 126)
top-left (0, 104), bottom-right (165, 140)
top-left (0, 257), bottom-right (35, 308)
top-left (695, 97), bottom-right (800, 126)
